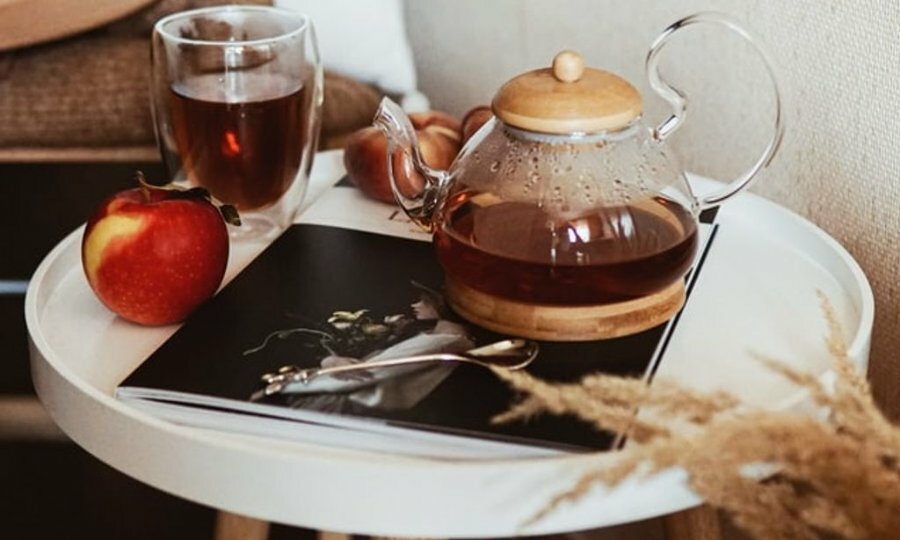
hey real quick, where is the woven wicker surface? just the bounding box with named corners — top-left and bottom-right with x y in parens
top-left (0, 0), bottom-right (381, 150)
top-left (0, 37), bottom-right (153, 147)
top-left (0, 36), bottom-right (380, 149)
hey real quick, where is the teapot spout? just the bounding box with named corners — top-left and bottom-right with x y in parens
top-left (373, 97), bottom-right (448, 231)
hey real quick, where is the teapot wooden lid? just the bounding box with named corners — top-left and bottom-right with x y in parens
top-left (492, 50), bottom-right (642, 134)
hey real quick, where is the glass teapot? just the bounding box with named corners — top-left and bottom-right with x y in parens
top-left (373, 13), bottom-right (784, 340)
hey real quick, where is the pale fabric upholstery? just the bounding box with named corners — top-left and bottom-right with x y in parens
top-left (405, 0), bottom-right (900, 418)
top-left (275, 0), bottom-right (424, 103)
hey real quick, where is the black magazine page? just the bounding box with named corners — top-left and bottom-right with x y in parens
top-left (118, 185), bottom-right (719, 454)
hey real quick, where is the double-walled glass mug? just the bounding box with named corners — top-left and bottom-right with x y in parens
top-left (152, 6), bottom-right (323, 239)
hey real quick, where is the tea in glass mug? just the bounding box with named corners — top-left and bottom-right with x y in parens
top-left (152, 6), bottom-right (323, 238)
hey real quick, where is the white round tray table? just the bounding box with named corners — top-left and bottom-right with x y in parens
top-left (26, 150), bottom-right (873, 537)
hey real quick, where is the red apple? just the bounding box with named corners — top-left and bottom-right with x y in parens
top-left (461, 105), bottom-right (493, 143)
top-left (81, 178), bottom-right (234, 325)
top-left (344, 111), bottom-right (462, 204)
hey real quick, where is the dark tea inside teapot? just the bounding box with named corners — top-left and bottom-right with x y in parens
top-left (373, 14), bottom-right (783, 341)
top-left (434, 189), bottom-right (698, 306)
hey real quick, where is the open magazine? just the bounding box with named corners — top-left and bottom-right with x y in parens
top-left (117, 183), bottom-right (719, 459)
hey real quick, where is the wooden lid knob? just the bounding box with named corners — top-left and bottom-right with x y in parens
top-left (552, 50), bottom-right (584, 82)
top-left (492, 50), bottom-right (642, 134)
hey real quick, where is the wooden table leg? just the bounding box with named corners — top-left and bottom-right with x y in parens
top-left (317, 533), bottom-right (351, 540)
top-left (371, 537), bottom-right (439, 540)
top-left (317, 535), bottom-right (437, 540)
top-left (663, 505), bottom-right (722, 540)
top-left (318, 531), bottom-right (441, 540)
top-left (214, 511), bottom-right (270, 540)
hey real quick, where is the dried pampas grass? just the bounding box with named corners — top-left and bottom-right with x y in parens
top-left (493, 294), bottom-right (900, 540)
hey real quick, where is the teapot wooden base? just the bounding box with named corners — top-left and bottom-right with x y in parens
top-left (445, 277), bottom-right (685, 341)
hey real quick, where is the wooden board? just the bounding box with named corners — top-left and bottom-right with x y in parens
top-left (445, 276), bottom-right (685, 341)
top-left (0, 0), bottom-right (154, 51)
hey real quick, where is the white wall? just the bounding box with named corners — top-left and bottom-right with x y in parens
top-left (405, 0), bottom-right (900, 415)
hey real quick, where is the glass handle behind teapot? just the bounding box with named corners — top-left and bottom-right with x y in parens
top-left (646, 12), bottom-right (785, 210)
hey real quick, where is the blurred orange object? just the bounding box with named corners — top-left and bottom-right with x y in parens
top-left (0, 0), bottom-right (154, 51)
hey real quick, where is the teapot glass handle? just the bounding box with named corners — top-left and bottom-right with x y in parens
top-left (646, 12), bottom-right (785, 209)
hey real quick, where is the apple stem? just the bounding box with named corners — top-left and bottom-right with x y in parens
top-left (131, 170), bottom-right (242, 227)
top-left (135, 171), bottom-right (153, 203)
top-left (218, 203), bottom-right (242, 226)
